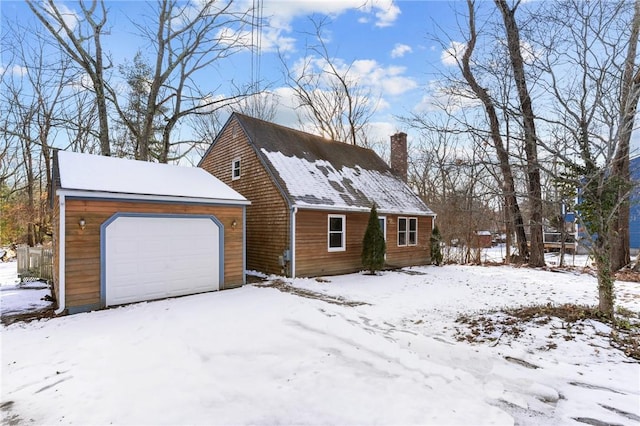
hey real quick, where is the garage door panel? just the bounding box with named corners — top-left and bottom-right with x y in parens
top-left (105, 216), bottom-right (220, 306)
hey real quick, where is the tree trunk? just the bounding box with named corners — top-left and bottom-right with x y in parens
top-left (594, 243), bottom-right (615, 317)
top-left (495, 0), bottom-right (545, 267)
top-left (610, 0), bottom-right (640, 271)
top-left (462, 0), bottom-right (529, 263)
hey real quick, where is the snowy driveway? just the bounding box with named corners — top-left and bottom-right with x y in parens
top-left (2, 265), bottom-right (639, 425)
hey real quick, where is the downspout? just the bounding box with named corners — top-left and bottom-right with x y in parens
top-left (290, 206), bottom-right (297, 278)
top-left (54, 194), bottom-right (66, 315)
top-left (243, 206), bottom-right (247, 284)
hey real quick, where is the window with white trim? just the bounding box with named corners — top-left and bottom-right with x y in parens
top-left (328, 215), bottom-right (346, 251)
top-left (232, 158), bottom-right (241, 180)
top-left (398, 217), bottom-right (417, 246)
top-left (378, 216), bottom-right (386, 241)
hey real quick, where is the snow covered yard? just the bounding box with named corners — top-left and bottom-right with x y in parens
top-left (1, 261), bottom-right (639, 425)
top-left (0, 261), bottom-right (52, 319)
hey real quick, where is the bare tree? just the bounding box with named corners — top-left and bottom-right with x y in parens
top-left (110, 0), bottom-right (255, 163)
top-left (1, 23), bottom-right (74, 245)
top-left (26, 0), bottom-right (112, 156)
top-left (610, 0), bottom-right (640, 271)
top-left (281, 17), bottom-right (377, 146)
top-left (494, 0), bottom-right (545, 267)
top-left (62, 88), bottom-right (101, 154)
top-left (456, 0), bottom-right (529, 261)
top-left (533, 0), bottom-right (639, 316)
top-left (189, 90), bottom-right (279, 161)
top-left (404, 113), bottom-right (501, 264)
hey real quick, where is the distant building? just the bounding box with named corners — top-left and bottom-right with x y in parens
top-left (471, 231), bottom-right (492, 249)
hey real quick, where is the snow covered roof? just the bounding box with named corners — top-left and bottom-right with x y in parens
top-left (233, 113), bottom-right (434, 216)
top-left (55, 151), bottom-right (249, 204)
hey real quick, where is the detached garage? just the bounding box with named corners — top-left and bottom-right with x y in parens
top-left (52, 150), bottom-right (250, 314)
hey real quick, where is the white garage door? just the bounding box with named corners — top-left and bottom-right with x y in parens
top-left (105, 216), bottom-right (220, 306)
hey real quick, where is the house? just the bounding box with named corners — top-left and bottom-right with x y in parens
top-left (199, 112), bottom-right (436, 277)
top-left (471, 231), bottom-right (492, 249)
top-left (51, 150), bottom-right (249, 314)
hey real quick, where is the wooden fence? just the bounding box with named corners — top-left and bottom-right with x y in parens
top-left (17, 246), bottom-right (53, 282)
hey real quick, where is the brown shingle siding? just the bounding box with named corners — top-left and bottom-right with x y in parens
top-left (200, 116), bottom-right (290, 275)
top-left (61, 199), bottom-right (245, 308)
top-left (200, 113), bottom-right (434, 278)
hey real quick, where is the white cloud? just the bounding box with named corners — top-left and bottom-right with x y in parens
top-left (215, 27), bottom-right (253, 48)
top-left (228, 0), bottom-right (401, 56)
top-left (391, 43), bottom-right (412, 58)
top-left (1, 65), bottom-right (28, 77)
top-left (370, 0), bottom-right (401, 28)
top-left (291, 55), bottom-right (417, 99)
top-left (351, 60), bottom-right (417, 96)
top-left (259, 0), bottom-right (401, 35)
top-left (260, 27), bottom-right (297, 53)
top-left (441, 41), bottom-right (466, 67)
top-left (414, 79), bottom-right (480, 114)
top-left (67, 73), bottom-right (95, 92)
top-left (271, 86), bottom-right (304, 127)
top-left (494, 39), bottom-right (542, 64)
top-left (45, 2), bottom-right (79, 33)
top-left (520, 40), bottom-right (541, 64)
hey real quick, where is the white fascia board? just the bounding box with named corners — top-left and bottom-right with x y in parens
top-left (56, 189), bottom-right (251, 206)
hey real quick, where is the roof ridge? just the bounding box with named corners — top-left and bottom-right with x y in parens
top-left (231, 111), bottom-right (377, 154)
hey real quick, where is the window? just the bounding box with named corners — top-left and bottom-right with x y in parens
top-left (408, 217), bottom-right (417, 245)
top-left (398, 217), bottom-right (417, 246)
top-left (232, 158), bottom-right (241, 180)
top-left (328, 215), bottom-right (346, 251)
top-left (378, 217), bottom-right (386, 241)
top-left (379, 216), bottom-right (387, 259)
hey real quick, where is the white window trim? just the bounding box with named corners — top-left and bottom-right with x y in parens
top-left (378, 216), bottom-right (387, 241)
top-left (328, 214), bottom-right (346, 252)
top-left (398, 217), bottom-right (418, 247)
top-left (379, 216), bottom-right (387, 260)
top-left (231, 157), bottom-right (241, 180)
top-left (398, 217), bottom-right (407, 247)
top-left (408, 217), bottom-right (418, 246)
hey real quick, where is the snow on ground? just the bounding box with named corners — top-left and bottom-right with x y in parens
top-left (0, 261), bottom-right (52, 316)
top-left (1, 254), bottom-right (639, 425)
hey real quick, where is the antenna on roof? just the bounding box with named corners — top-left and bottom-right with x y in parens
top-left (251, 0), bottom-right (263, 92)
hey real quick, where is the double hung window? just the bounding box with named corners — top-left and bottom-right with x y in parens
top-left (328, 215), bottom-right (346, 251)
top-left (398, 217), bottom-right (417, 246)
top-left (232, 158), bottom-right (241, 180)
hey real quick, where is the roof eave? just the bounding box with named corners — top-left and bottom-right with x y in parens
top-left (293, 203), bottom-right (435, 216)
top-left (56, 188), bottom-right (251, 206)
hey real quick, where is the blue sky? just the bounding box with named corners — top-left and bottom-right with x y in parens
top-left (1, 0), bottom-right (468, 147)
top-left (2, 0), bottom-right (636, 156)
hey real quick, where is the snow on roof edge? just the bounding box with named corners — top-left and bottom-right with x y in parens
top-left (292, 203), bottom-right (435, 216)
top-left (56, 188), bottom-right (250, 205)
top-left (57, 151), bottom-right (247, 202)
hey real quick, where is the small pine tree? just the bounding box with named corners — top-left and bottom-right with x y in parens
top-left (430, 225), bottom-right (443, 266)
top-left (362, 205), bottom-right (386, 274)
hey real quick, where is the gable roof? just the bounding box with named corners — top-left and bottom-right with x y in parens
top-left (230, 112), bottom-right (434, 216)
top-left (55, 150), bottom-right (249, 205)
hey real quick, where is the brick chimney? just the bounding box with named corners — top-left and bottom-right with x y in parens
top-left (390, 132), bottom-right (408, 182)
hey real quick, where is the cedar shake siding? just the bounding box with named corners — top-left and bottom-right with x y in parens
top-left (294, 210), bottom-right (432, 277)
top-left (199, 119), bottom-right (290, 275)
top-left (56, 198), bottom-right (245, 309)
top-left (52, 151), bottom-right (249, 314)
top-left (199, 113), bottom-right (436, 277)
